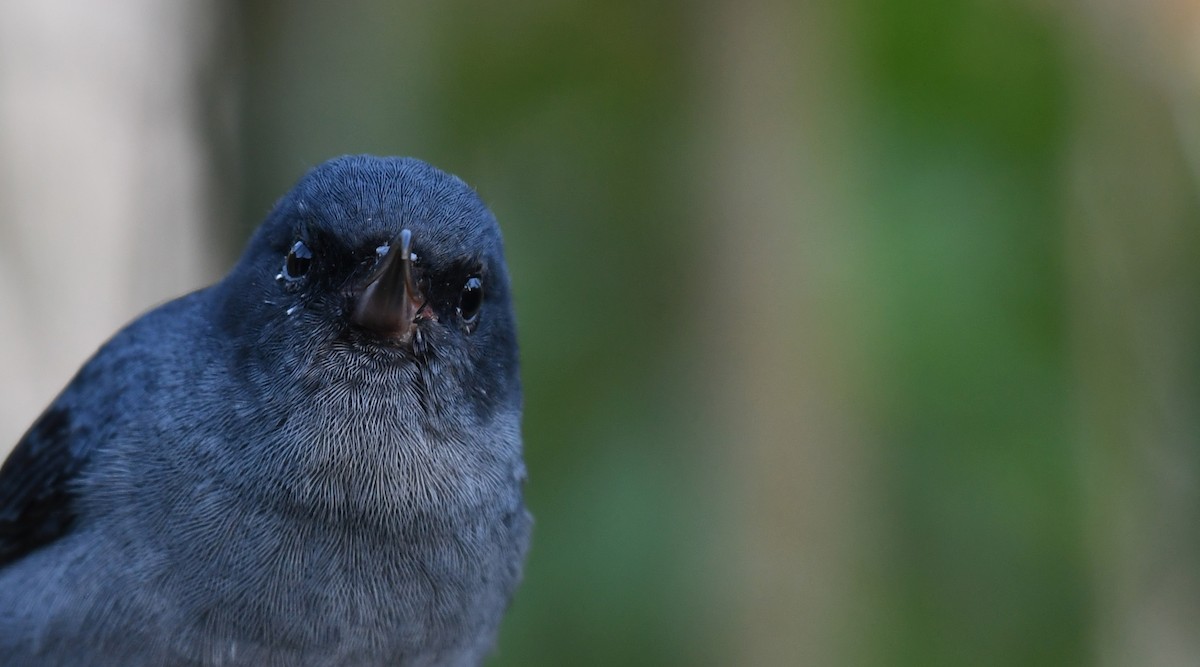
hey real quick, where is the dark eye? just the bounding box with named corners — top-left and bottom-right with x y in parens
top-left (458, 276), bottom-right (483, 328)
top-left (283, 240), bottom-right (313, 280)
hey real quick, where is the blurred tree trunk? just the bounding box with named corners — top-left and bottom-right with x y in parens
top-left (1066, 3), bottom-right (1200, 665)
top-left (0, 0), bottom-right (226, 452)
top-left (695, 1), bottom-right (877, 664)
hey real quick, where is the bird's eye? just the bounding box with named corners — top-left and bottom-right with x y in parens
top-left (283, 240), bottom-right (313, 280)
top-left (458, 276), bottom-right (483, 328)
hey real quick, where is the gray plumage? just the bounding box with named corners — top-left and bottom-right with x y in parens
top-left (0, 156), bottom-right (531, 666)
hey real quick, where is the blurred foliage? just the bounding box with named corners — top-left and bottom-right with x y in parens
top-left (852, 2), bottom-right (1085, 665)
top-left (227, 0), bottom-right (1197, 665)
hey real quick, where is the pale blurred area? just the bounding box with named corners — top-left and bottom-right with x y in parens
top-left (0, 0), bottom-right (223, 449)
top-left (1, 1), bottom-right (1198, 666)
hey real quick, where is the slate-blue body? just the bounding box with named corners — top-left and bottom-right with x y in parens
top-left (0, 156), bottom-right (531, 666)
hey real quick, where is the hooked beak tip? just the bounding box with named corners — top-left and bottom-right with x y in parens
top-left (351, 228), bottom-right (424, 341)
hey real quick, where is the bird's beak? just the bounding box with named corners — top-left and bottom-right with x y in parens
top-left (352, 228), bottom-right (428, 342)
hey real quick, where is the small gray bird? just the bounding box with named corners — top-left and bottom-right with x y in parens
top-left (0, 156), bottom-right (531, 666)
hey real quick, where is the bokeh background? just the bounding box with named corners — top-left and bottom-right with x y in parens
top-left (2, 1), bottom-right (1199, 665)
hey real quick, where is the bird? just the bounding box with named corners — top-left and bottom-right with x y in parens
top-left (0, 155), bottom-right (532, 666)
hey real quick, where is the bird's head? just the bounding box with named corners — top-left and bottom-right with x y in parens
top-left (216, 156), bottom-right (520, 427)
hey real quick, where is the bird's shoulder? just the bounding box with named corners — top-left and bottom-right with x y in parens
top-left (0, 289), bottom-right (213, 568)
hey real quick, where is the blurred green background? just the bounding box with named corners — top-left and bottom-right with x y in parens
top-left (226, 2), bottom-right (1200, 665)
top-left (4, 0), bottom-right (1200, 664)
